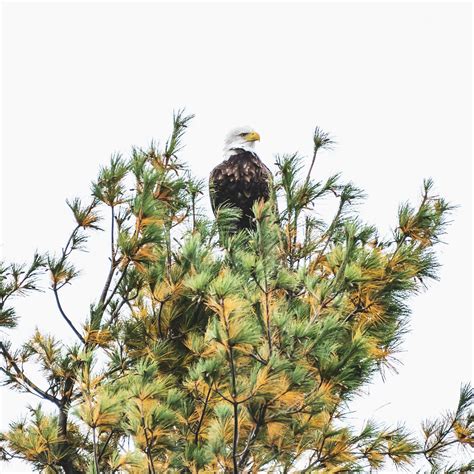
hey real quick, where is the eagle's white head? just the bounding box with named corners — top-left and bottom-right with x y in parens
top-left (224, 126), bottom-right (261, 157)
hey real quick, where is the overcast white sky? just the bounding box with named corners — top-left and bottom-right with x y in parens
top-left (1, 2), bottom-right (472, 472)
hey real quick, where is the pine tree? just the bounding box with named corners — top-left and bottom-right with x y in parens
top-left (1, 112), bottom-right (472, 473)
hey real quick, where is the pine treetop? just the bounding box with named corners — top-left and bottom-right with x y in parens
top-left (0, 113), bottom-right (472, 473)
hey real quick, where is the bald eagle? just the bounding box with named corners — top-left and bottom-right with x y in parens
top-left (209, 126), bottom-right (273, 230)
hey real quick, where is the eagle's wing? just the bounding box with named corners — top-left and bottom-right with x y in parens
top-left (208, 170), bottom-right (217, 215)
top-left (209, 161), bottom-right (227, 215)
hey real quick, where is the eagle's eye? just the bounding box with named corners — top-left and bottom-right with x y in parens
top-left (239, 133), bottom-right (247, 137)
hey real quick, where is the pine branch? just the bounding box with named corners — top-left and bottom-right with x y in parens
top-left (303, 126), bottom-right (334, 190)
top-left (0, 341), bottom-right (59, 405)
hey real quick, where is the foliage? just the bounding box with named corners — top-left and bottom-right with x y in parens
top-left (0, 113), bottom-right (472, 473)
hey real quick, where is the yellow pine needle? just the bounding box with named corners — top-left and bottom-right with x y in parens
top-left (76, 392), bottom-right (122, 429)
top-left (83, 328), bottom-right (112, 347)
top-left (140, 216), bottom-right (164, 227)
top-left (454, 421), bottom-right (474, 445)
top-left (79, 211), bottom-right (100, 228)
top-left (133, 245), bottom-right (158, 267)
top-left (315, 381), bottom-right (338, 407)
top-left (152, 280), bottom-right (182, 302)
top-left (365, 448), bottom-right (384, 467)
top-left (367, 343), bottom-right (392, 361)
top-left (50, 269), bottom-right (70, 285)
top-left (267, 422), bottom-right (286, 443)
top-left (277, 390), bottom-right (305, 408)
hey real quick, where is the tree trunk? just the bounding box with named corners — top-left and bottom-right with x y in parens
top-left (57, 402), bottom-right (81, 474)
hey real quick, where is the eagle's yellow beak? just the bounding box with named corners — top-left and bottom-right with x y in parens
top-left (244, 131), bottom-right (261, 142)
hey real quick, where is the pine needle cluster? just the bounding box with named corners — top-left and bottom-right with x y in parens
top-left (0, 112), bottom-right (472, 473)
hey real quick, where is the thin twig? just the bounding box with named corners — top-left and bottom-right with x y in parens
top-left (194, 385), bottom-right (212, 444)
top-left (97, 430), bottom-right (115, 463)
top-left (303, 146), bottom-right (319, 191)
top-left (103, 263), bottom-right (128, 310)
top-left (238, 404), bottom-right (267, 469)
top-left (53, 287), bottom-right (85, 343)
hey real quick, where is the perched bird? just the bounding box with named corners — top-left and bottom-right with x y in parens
top-left (209, 126), bottom-right (273, 230)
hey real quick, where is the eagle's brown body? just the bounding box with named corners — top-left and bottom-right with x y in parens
top-left (209, 150), bottom-right (272, 230)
